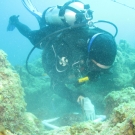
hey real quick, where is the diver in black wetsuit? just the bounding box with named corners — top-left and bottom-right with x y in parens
top-left (8, 0), bottom-right (117, 120)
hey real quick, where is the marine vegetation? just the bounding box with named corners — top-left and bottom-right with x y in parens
top-left (0, 50), bottom-right (46, 135)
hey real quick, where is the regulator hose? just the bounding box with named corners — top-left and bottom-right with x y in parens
top-left (93, 20), bottom-right (118, 38)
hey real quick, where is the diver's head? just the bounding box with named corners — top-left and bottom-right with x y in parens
top-left (87, 33), bottom-right (117, 72)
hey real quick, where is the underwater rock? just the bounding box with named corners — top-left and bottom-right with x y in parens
top-left (0, 50), bottom-right (46, 135)
top-left (100, 101), bottom-right (135, 135)
top-left (104, 87), bottom-right (135, 116)
top-left (112, 40), bottom-right (135, 89)
top-left (0, 125), bottom-right (16, 135)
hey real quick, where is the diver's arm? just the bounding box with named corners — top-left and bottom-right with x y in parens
top-left (15, 21), bottom-right (47, 47)
top-left (15, 21), bottom-right (46, 48)
top-left (52, 81), bottom-right (84, 103)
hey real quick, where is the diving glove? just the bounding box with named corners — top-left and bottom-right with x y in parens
top-left (7, 15), bottom-right (19, 31)
top-left (83, 97), bottom-right (95, 120)
top-left (79, 97), bottom-right (95, 120)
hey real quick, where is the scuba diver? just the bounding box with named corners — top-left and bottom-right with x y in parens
top-left (7, 0), bottom-right (117, 121)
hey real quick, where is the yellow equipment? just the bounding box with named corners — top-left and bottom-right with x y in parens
top-left (78, 76), bottom-right (89, 83)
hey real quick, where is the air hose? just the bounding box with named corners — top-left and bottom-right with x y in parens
top-left (93, 20), bottom-right (118, 38)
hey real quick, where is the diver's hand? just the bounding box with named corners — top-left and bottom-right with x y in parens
top-left (9, 15), bottom-right (19, 25)
top-left (77, 96), bottom-right (84, 104)
top-left (77, 96), bottom-right (96, 121)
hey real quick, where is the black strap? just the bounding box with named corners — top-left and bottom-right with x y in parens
top-left (59, 1), bottom-right (84, 17)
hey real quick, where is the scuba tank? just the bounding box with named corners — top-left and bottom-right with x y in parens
top-left (42, 1), bottom-right (93, 26)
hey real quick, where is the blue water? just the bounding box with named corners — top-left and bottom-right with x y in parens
top-left (0, 0), bottom-right (135, 65)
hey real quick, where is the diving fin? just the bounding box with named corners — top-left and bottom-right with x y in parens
top-left (7, 15), bottom-right (19, 31)
top-left (21, 0), bottom-right (42, 26)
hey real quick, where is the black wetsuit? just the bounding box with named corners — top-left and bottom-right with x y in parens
top-left (15, 21), bottom-right (104, 103)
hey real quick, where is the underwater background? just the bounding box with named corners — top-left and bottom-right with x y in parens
top-left (0, 0), bottom-right (135, 134)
